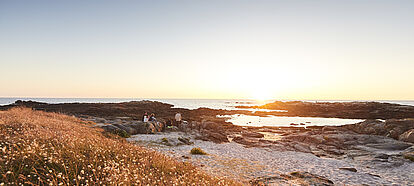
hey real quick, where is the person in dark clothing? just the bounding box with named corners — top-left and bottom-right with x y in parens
top-left (166, 119), bottom-right (172, 127)
top-left (149, 113), bottom-right (156, 122)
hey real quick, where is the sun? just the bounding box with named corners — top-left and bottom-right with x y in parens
top-left (252, 90), bottom-right (272, 102)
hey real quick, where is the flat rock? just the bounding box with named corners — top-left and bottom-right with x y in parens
top-left (289, 171), bottom-right (334, 185)
top-left (250, 171), bottom-right (334, 186)
top-left (241, 131), bottom-right (265, 138)
top-left (365, 141), bottom-right (411, 151)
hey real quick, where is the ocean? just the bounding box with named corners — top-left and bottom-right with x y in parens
top-left (1, 98), bottom-right (413, 127)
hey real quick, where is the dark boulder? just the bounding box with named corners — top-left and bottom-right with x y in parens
top-left (200, 121), bottom-right (224, 131)
top-left (348, 119), bottom-right (414, 142)
top-left (178, 137), bottom-right (194, 145)
top-left (399, 129), bottom-right (414, 143)
top-left (101, 125), bottom-right (121, 133)
top-left (349, 120), bottom-right (387, 135)
top-left (197, 130), bottom-right (229, 143)
top-left (100, 121), bottom-right (164, 135)
top-left (384, 119), bottom-right (414, 139)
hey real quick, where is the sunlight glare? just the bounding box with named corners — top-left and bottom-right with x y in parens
top-left (252, 89), bottom-right (273, 102)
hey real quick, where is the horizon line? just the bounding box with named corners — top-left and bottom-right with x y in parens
top-left (1, 97), bottom-right (413, 102)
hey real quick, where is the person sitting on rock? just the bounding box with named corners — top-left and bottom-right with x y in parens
top-left (143, 112), bottom-right (149, 122)
top-left (149, 113), bottom-right (156, 122)
top-left (165, 119), bottom-right (174, 129)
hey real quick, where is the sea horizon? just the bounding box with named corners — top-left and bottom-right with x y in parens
top-left (2, 97), bottom-right (414, 102)
top-left (2, 97), bottom-right (414, 107)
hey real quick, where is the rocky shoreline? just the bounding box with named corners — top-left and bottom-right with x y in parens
top-left (236, 101), bottom-right (414, 119)
top-left (1, 100), bottom-right (414, 185)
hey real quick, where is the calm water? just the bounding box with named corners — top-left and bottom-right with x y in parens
top-left (1, 98), bottom-right (413, 127)
top-left (218, 114), bottom-right (364, 127)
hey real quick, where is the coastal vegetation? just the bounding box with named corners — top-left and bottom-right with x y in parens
top-left (110, 128), bottom-right (131, 138)
top-left (0, 107), bottom-right (238, 185)
top-left (190, 148), bottom-right (207, 155)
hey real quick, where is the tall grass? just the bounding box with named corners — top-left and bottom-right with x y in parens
top-left (0, 107), bottom-right (238, 185)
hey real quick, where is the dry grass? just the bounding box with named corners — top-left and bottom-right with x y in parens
top-left (0, 107), bottom-right (239, 185)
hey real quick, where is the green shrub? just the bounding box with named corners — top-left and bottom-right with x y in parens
top-left (190, 147), bottom-right (207, 155)
top-left (161, 137), bottom-right (169, 143)
top-left (112, 129), bottom-right (131, 138)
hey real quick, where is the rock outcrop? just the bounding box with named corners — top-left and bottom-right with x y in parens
top-left (346, 119), bottom-right (414, 142)
top-left (191, 121), bottom-right (230, 143)
top-left (237, 101), bottom-right (414, 119)
top-left (399, 129), bottom-right (414, 143)
top-left (227, 122), bottom-right (414, 168)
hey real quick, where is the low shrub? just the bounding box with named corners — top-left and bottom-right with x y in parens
top-left (190, 147), bottom-right (207, 155)
top-left (112, 129), bottom-right (131, 138)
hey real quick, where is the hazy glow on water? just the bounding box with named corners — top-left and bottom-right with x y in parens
top-left (219, 114), bottom-right (364, 127)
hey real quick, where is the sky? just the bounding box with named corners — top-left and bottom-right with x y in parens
top-left (1, 0), bottom-right (414, 100)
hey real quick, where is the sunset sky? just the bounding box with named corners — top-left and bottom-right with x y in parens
top-left (1, 0), bottom-right (414, 100)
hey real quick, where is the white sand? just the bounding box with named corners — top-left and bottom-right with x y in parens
top-left (128, 132), bottom-right (414, 185)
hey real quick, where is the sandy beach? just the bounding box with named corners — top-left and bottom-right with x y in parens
top-left (128, 131), bottom-right (414, 185)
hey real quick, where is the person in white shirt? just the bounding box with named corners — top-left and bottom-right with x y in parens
top-left (143, 112), bottom-right (149, 122)
top-left (175, 112), bottom-right (182, 125)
